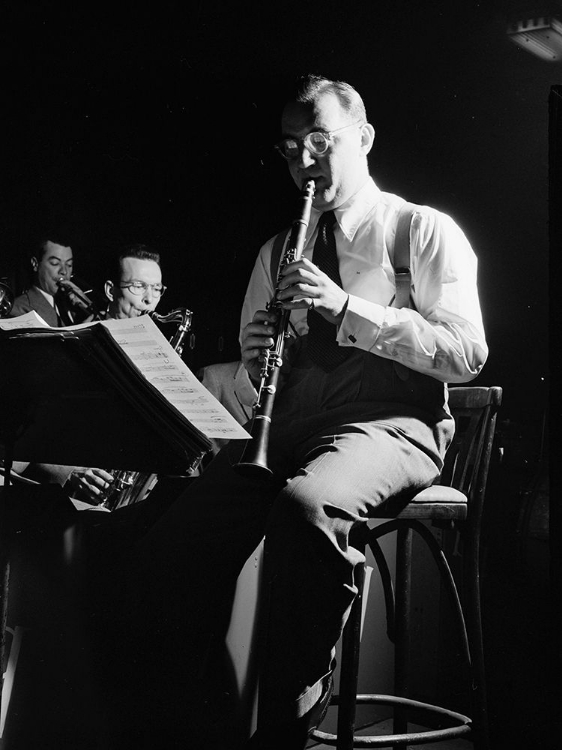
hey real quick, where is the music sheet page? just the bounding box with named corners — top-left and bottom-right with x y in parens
top-left (101, 316), bottom-right (250, 440)
top-left (0, 312), bottom-right (250, 441)
top-left (0, 311), bottom-right (51, 328)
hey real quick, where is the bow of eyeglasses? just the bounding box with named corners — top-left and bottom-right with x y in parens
top-left (275, 121), bottom-right (363, 160)
top-left (120, 281), bottom-right (167, 296)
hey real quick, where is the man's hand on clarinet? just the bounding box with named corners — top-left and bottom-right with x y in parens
top-left (276, 258), bottom-right (348, 325)
top-left (241, 309), bottom-right (279, 384)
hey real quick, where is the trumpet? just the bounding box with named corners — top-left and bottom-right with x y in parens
top-left (234, 179), bottom-right (315, 479)
top-left (57, 276), bottom-right (102, 320)
top-left (0, 278), bottom-right (14, 318)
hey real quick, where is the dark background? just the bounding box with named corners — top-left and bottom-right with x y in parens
top-left (0, 1), bottom-right (558, 747)
top-left (1, 0), bottom-right (555, 420)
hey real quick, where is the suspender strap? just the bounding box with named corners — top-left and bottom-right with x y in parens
top-left (271, 202), bottom-right (416, 308)
top-left (393, 201), bottom-right (416, 309)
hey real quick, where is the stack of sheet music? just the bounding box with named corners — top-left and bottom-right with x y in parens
top-left (0, 312), bottom-right (249, 475)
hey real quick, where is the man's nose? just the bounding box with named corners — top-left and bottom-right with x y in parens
top-left (142, 288), bottom-right (154, 303)
top-left (58, 268), bottom-right (70, 280)
top-left (297, 146), bottom-right (316, 169)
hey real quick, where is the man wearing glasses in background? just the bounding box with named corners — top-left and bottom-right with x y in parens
top-left (103, 243), bottom-right (166, 320)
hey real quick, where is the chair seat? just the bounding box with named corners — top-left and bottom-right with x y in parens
top-left (373, 485), bottom-right (468, 520)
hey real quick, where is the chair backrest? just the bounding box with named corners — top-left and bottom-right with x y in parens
top-left (441, 386), bottom-right (502, 522)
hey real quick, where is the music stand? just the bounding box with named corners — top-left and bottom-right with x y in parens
top-left (0, 323), bottom-right (213, 714)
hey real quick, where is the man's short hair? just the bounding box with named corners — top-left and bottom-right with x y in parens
top-left (110, 243), bottom-right (161, 283)
top-left (290, 74), bottom-right (368, 124)
top-left (33, 232), bottom-right (74, 261)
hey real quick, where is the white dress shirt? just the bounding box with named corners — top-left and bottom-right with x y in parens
top-left (235, 178), bottom-right (488, 407)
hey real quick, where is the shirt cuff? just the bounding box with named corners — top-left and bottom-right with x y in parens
top-left (337, 294), bottom-right (387, 349)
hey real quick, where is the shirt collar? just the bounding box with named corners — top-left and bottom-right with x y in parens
top-left (310, 178), bottom-right (381, 242)
top-left (34, 285), bottom-right (55, 307)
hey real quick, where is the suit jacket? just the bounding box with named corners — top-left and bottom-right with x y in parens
top-left (9, 286), bottom-right (60, 327)
top-left (197, 361), bottom-right (252, 459)
top-left (198, 361), bottom-right (252, 427)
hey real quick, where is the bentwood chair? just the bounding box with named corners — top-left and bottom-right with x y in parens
top-left (311, 385), bottom-right (502, 750)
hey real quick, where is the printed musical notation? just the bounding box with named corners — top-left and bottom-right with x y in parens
top-left (128, 349), bottom-right (168, 362)
top-left (0, 311), bottom-right (50, 329)
top-left (149, 375), bottom-right (186, 383)
top-left (101, 316), bottom-right (250, 440)
top-left (140, 363), bottom-right (178, 373)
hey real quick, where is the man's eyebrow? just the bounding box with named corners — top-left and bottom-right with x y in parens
top-left (280, 127), bottom-right (323, 140)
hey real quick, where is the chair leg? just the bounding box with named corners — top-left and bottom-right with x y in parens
top-left (330, 513), bottom-right (491, 750)
top-left (335, 553), bottom-right (366, 750)
top-left (368, 538), bottom-right (396, 642)
top-left (393, 525), bottom-right (412, 749)
top-left (464, 529), bottom-right (490, 750)
top-left (0, 554), bottom-right (9, 719)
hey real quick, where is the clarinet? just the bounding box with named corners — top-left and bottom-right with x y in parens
top-left (234, 179), bottom-right (315, 479)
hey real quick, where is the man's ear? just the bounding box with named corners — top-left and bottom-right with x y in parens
top-left (360, 122), bottom-right (375, 156)
top-left (30, 256), bottom-right (39, 272)
top-left (104, 280), bottom-right (114, 302)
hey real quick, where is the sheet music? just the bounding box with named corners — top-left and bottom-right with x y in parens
top-left (1, 311), bottom-right (251, 441)
top-left (0, 310), bottom-right (107, 333)
top-left (0, 311), bottom-right (50, 329)
top-left (100, 316), bottom-right (250, 440)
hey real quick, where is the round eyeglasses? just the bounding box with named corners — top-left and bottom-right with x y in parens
top-left (120, 281), bottom-right (167, 297)
top-left (275, 121), bottom-right (363, 161)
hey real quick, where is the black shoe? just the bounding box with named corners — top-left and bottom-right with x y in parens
top-left (245, 674), bottom-right (333, 750)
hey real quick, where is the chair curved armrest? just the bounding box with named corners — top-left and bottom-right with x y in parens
top-left (409, 485), bottom-right (467, 505)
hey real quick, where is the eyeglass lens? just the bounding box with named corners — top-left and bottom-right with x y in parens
top-left (279, 132), bottom-right (329, 159)
top-left (124, 282), bottom-right (165, 296)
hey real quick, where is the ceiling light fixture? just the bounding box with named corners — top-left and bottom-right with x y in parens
top-left (507, 15), bottom-right (562, 60)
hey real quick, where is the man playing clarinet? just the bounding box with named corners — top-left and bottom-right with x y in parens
top-left (104, 74), bottom-right (488, 750)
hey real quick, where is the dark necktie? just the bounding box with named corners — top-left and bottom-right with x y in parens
top-left (54, 290), bottom-right (74, 326)
top-left (307, 211), bottom-right (352, 371)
